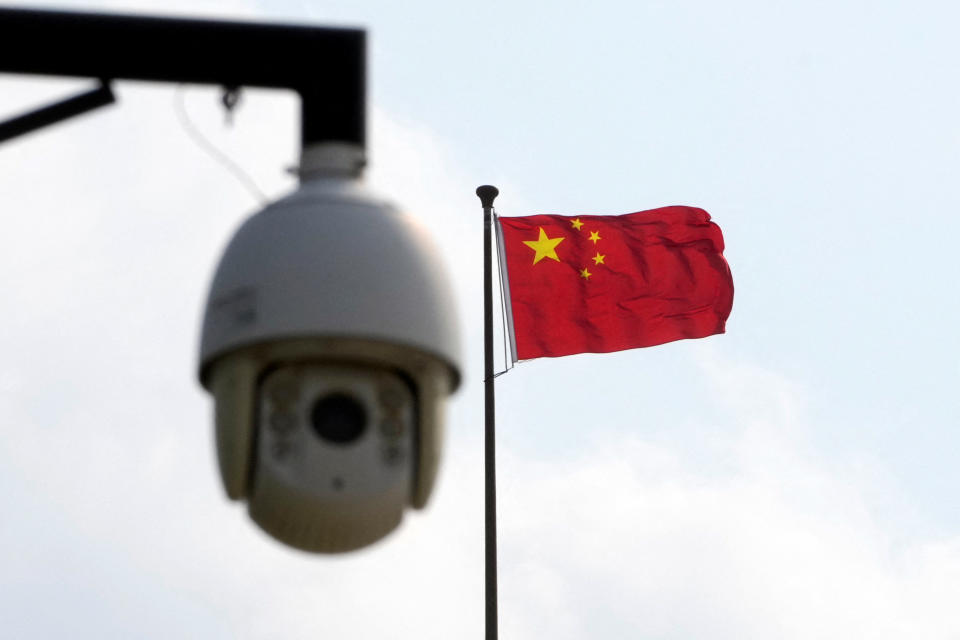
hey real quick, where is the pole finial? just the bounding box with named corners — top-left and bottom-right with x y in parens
top-left (476, 185), bottom-right (499, 209)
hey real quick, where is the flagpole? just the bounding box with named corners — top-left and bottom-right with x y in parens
top-left (476, 184), bottom-right (500, 640)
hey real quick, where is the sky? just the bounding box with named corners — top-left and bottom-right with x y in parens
top-left (2, 0), bottom-right (959, 638)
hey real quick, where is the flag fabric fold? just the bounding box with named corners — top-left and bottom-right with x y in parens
top-left (496, 206), bottom-right (734, 361)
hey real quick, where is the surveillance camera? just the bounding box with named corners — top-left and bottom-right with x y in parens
top-left (197, 144), bottom-right (461, 553)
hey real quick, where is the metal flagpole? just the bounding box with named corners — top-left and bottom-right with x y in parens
top-left (476, 184), bottom-right (500, 640)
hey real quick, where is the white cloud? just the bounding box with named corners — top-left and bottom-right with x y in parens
top-left (493, 351), bottom-right (960, 638)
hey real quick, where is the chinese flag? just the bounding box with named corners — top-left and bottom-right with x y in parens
top-left (497, 206), bottom-right (733, 360)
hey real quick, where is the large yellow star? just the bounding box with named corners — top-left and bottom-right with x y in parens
top-left (523, 227), bottom-right (565, 264)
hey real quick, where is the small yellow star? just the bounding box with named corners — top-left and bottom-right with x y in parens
top-left (523, 227), bottom-right (565, 264)
top-left (570, 218), bottom-right (584, 231)
top-left (592, 252), bottom-right (606, 265)
top-left (588, 230), bottom-right (602, 244)
top-left (580, 267), bottom-right (592, 279)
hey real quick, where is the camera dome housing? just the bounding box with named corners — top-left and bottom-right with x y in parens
top-left (198, 158), bottom-right (461, 552)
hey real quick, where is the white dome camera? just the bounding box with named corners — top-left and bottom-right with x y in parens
top-left (198, 144), bottom-right (461, 553)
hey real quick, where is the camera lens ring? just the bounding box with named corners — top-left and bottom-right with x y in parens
top-left (310, 392), bottom-right (367, 445)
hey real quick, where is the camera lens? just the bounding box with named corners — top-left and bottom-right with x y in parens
top-left (310, 393), bottom-right (367, 445)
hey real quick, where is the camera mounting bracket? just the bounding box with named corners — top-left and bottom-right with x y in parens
top-left (0, 7), bottom-right (365, 150)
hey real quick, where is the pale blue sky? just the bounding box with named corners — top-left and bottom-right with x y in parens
top-left (1, 0), bottom-right (959, 637)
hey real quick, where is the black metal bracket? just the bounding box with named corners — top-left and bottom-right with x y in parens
top-left (0, 80), bottom-right (115, 143)
top-left (0, 7), bottom-right (365, 148)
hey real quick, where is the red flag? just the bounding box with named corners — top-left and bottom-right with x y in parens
top-left (497, 206), bottom-right (733, 360)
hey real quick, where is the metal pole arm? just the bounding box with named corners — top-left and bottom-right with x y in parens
top-left (0, 81), bottom-right (114, 143)
top-left (0, 7), bottom-right (365, 146)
